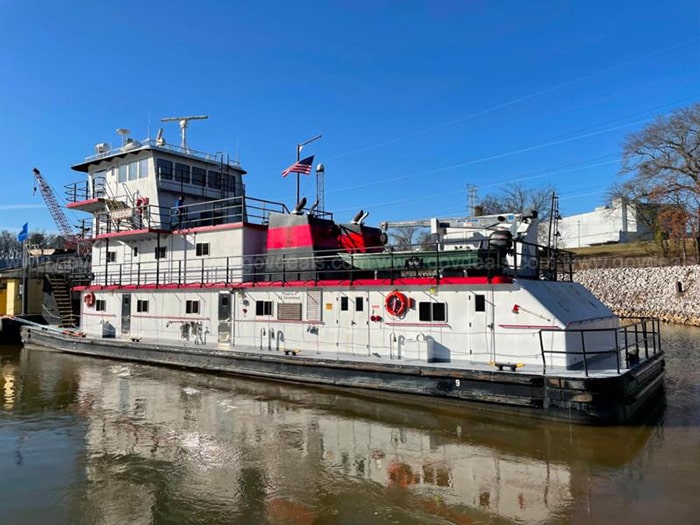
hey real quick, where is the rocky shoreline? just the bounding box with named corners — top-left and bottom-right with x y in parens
top-left (574, 265), bottom-right (700, 326)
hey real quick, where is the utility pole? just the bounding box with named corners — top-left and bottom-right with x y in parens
top-left (467, 184), bottom-right (478, 216)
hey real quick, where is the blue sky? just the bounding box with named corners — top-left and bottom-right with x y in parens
top-left (1, 0), bottom-right (698, 234)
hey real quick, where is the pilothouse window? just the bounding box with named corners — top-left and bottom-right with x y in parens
top-left (208, 171), bottom-right (222, 189)
top-left (175, 163), bottom-right (190, 184)
top-left (157, 159), bottom-right (173, 180)
top-left (139, 158), bottom-right (149, 179)
top-left (192, 167), bottom-right (206, 187)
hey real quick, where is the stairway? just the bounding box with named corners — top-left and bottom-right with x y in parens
top-left (46, 274), bottom-right (77, 328)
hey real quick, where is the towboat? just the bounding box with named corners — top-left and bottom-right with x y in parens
top-left (21, 122), bottom-right (665, 424)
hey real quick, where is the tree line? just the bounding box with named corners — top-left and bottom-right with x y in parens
top-left (0, 231), bottom-right (68, 259)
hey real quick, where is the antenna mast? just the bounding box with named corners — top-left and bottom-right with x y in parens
top-left (160, 115), bottom-right (208, 151)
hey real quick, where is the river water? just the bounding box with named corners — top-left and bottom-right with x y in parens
top-left (0, 325), bottom-right (698, 525)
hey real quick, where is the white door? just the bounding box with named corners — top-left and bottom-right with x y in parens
top-left (466, 290), bottom-right (495, 362)
top-left (337, 292), bottom-right (370, 356)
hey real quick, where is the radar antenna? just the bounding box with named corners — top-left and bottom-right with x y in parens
top-left (160, 115), bottom-right (208, 151)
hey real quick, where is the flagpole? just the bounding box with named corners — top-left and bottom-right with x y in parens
top-left (21, 240), bottom-right (28, 316)
top-left (296, 134), bottom-right (322, 205)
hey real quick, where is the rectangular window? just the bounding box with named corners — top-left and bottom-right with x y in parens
top-left (138, 158), bottom-right (149, 179)
top-left (175, 163), bottom-right (190, 184)
top-left (95, 299), bottom-right (106, 311)
top-left (419, 302), bottom-right (447, 322)
top-left (474, 294), bottom-right (485, 312)
top-left (432, 302), bottom-right (446, 321)
top-left (118, 164), bottom-right (127, 183)
top-left (133, 246), bottom-right (138, 257)
top-left (255, 300), bottom-right (273, 316)
top-left (192, 166), bottom-right (206, 186)
top-left (128, 160), bottom-right (138, 181)
top-left (207, 170), bottom-right (222, 189)
top-left (157, 159), bottom-right (173, 180)
top-left (278, 303), bottom-right (302, 321)
top-left (155, 246), bottom-right (166, 259)
top-left (340, 296), bottom-right (349, 311)
top-left (136, 300), bottom-right (149, 313)
top-left (107, 251), bottom-right (116, 262)
top-left (355, 297), bottom-right (364, 312)
top-left (196, 242), bottom-right (210, 256)
top-left (186, 300), bottom-right (200, 314)
top-left (419, 302), bottom-right (431, 321)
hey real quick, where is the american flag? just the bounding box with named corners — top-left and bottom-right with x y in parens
top-left (282, 155), bottom-right (314, 177)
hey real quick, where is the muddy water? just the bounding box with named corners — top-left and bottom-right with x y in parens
top-left (0, 325), bottom-right (698, 524)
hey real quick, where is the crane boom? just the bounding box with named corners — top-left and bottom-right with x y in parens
top-left (32, 167), bottom-right (77, 248)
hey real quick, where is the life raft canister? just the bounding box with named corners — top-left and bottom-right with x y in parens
top-left (385, 290), bottom-right (409, 317)
top-left (84, 292), bottom-right (96, 307)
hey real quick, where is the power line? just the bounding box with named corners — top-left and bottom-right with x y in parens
top-left (326, 38), bottom-right (699, 162)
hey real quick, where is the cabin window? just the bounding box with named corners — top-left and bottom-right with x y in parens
top-left (192, 167), bottom-right (206, 187)
top-left (118, 164), bottom-right (128, 183)
top-left (278, 303), bottom-right (302, 321)
top-left (222, 175), bottom-right (235, 194)
top-left (208, 170), bottom-right (222, 189)
top-left (95, 299), bottom-right (106, 311)
top-left (157, 159), bottom-right (173, 180)
top-left (128, 160), bottom-right (138, 181)
top-left (175, 163), bottom-right (190, 184)
top-left (474, 294), bottom-right (486, 312)
top-left (136, 300), bottom-right (149, 313)
top-left (133, 247), bottom-right (138, 257)
top-left (196, 242), bottom-right (210, 256)
top-left (255, 300), bottom-right (273, 316)
top-left (155, 246), bottom-right (167, 259)
top-left (107, 251), bottom-right (116, 263)
top-left (139, 158), bottom-right (149, 179)
top-left (92, 170), bottom-right (106, 197)
top-left (340, 296), bottom-right (349, 311)
top-left (419, 302), bottom-right (447, 322)
top-left (186, 300), bottom-right (200, 314)
top-left (355, 297), bottom-right (364, 312)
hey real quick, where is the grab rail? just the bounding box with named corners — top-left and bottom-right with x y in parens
top-left (538, 317), bottom-right (662, 377)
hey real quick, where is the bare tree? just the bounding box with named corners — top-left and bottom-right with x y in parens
top-left (615, 102), bottom-right (700, 256)
top-left (478, 183), bottom-right (556, 221)
top-left (388, 226), bottom-right (425, 250)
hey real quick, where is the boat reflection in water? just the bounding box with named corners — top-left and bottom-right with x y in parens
top-left (6, 345), bottom-right (663, 524)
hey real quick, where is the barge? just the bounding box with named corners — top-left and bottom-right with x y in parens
top-left (21, 119), bottom-right (665, 424)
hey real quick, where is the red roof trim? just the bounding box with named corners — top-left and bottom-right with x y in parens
top-left (67, 198), bottom-right (101, 209)
top-left (70, 275), bottom-right (512, 293)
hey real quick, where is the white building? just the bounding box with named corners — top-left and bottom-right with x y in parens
top-left (558, 199), bottom-right (652, 249)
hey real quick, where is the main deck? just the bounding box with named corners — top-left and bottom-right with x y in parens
top-left (22, 325), bottom-right (665, 424)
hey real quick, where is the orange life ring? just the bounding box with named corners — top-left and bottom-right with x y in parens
top-left (84, 292), bottom-right (96, 307)
top-left (385, 290), bottom-right (408, 317)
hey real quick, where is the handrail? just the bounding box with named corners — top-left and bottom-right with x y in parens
top-left (86, 234), bottom-right (580, 288)
top-left (538, 318), bottom-right (661, 377)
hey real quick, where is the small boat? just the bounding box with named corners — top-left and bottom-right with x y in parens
top-left (337, 248), bottom-right (500, 272)
top-left (21, 119), bottom-right (665, 424)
